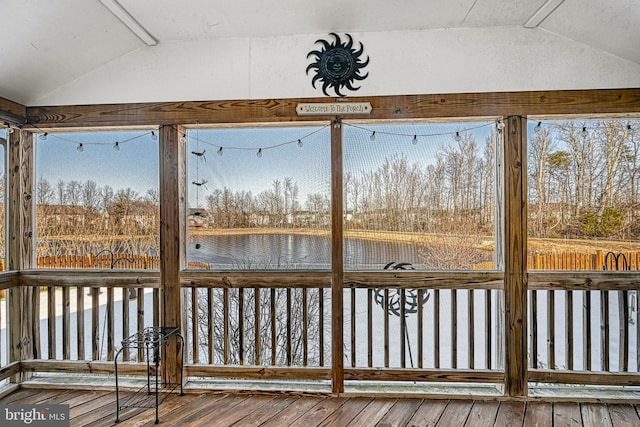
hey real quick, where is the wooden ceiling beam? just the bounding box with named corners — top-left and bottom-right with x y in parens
top-left (0, 96), bottom-right (27, 126)
top-left (25, 88), bottom-right (640, 128)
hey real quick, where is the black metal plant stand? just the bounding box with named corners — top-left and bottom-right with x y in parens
top-left (115, 326), bottom-right (184, 424)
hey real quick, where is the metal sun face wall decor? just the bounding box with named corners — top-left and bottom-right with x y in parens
top-left (306, 33), bottom-right (369, 97)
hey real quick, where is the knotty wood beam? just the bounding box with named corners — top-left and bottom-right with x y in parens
top-left (7, 129), bottom-right (35, 382)
top-left (0, 96), bottom-right (26, 126)
top-left (503, 115), bottom-right (528, 397)
top-left (26, 88), bottom-right (640, 128)
top-left (159, 124), bottom-right (186, 385)
top-left (331, 119), bottom-right (344, 393)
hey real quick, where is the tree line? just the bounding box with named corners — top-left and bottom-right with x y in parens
top-left (34, 177), bottom-right (159, 257)
top-left (529, 120), bottom-right (639, 239)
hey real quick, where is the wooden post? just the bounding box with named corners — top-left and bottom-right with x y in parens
top-left (331, 119), bottom-right (344, 393)
top-left (159, 124), bottom-right (186, 385)
top-left (7, 129), bottom-right (35, 382)
top-left (503, 115), bottom-right (528, 396)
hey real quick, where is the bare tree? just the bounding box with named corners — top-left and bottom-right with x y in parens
top-left (37, 177), bottom-right (55, 205)
top-left (528, 128), bottom-right (554, 237)
top-left (594, 121), bottom-right (629, 214)
top-left (82, 180), bottom-right (101, 214)
top-left (66, 180), bottom-right (83, 206)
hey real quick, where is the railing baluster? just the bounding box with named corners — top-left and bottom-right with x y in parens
top-left (107, 287), bottom-right (114, 361)
top-left (239, 288), bottom-right (244, 365)
top-left (254, 288), bottom-right (261, 365)
top-left (319, 288), bottom-right (324, 367)
top-left (384, 288), bottom-right (389, 368)
top-left (367, 288), bottom-right (373, 368)
top-left (548, 289), bottom-right (555, 369)
top-left (270, 288), bottom-right (276, 365)
top-left (567, 290), bottom-right (573, 370)
top-left (33, 286), bottom-right (41, 359)
top-left (286, 288), bottom-right (291, 366)
top-left (76, 287), bottom-right (84, 360)
top-left (153, 288), bottom-right (159, 327)
top-left (62, 286), bottom-right (70, 360)
top-left (47, 286), bottom-right (56, 360)
top-left (302, 288), bottom-right (308, 367)
top-left (208, 288), bottom-right (214, 364)
top-left (601, 290), bottom-right (609, 371)
top-left (400, 289), bottom-right (406, 368)
top-left (417, 289), bottom-right (423, 369)
top-left (486, 289), bottom-right (491, 370)
top-left (434, 289), bottom-right (440, 369)
top-left (223, 288), bottom-right (229, 365)
top-left (469, 289), bottom-right (474, 370)
top-left (620, 290), bottom-right (629, 371)
top-left (351, 288), bottom-right (356, 368)
top-left (137, 287), bottom-right (144, 362)
top-left (584, 290), bottom-right (591, 370)
top-left (530, 290), bottom-right (537, 369)
top-left (452, 289), bottom-right (457, 369)
top-left (122, 288), bottom-right (130, 361)
top-left (637, 289), bottom-right (640, 373)
top-left (91, 288), bottom-right (99, 360)
top-left (192, 288), bottom-right (199, 364)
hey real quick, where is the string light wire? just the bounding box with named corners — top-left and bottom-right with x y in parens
top-left (24, 118), bottom-right (638, 156)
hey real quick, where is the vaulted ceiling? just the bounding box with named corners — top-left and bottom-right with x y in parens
top-left (1, 0), bottom-right (638, 106)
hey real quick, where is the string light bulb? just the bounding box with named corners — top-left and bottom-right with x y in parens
top-left (412, 135), bottom-right (418, 145)
top-left (217, 147), bottom-right (223, 157)
top-left (151, 131), bottom-right (157, 140)
top-left (297, 139), bottom-right (303, 148)
top-left (496, 121), bottom-right (505, 132)
top-left (581, 126), bottom-right (588, 137)
top-left (256, 148), bottom-right (263, 158)
top-left (77, 143), bottom-right (84, 152)
top-left (6, 127), bottom-right (13, 134)
top-left (113, 141), bottom-right (120, 151)
top-left (534, 122), bottom-right (542, 133)
top-left (39, 132), bottom-right (48, 140)
top-left (454, 131), bottom-right (461, 142)
top-left (370, 131), bottom-right (376, 141)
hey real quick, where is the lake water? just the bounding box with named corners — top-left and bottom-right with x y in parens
top-left (187, 233), bottom-right (463, 270)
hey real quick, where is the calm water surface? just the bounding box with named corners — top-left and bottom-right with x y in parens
top-left (187, 234), bottom-right (425, 269)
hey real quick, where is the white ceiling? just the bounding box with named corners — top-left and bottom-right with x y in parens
top-left (0, 0), bottom-right (638, 106)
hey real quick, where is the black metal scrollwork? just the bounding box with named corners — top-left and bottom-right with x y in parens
top-left (374, 261), bottom-right (430, 317)
top-left (306, 33), bottom-right (369, 97)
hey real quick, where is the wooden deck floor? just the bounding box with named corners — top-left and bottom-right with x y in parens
top-left (1, 388), bottom-right (640, 426)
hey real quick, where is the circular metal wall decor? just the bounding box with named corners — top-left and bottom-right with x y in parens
top-left (306, 33), bottom-right (369, 97)
top-left (374, 262), bottom-right (430, 317)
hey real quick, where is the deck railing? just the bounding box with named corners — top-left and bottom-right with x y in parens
top-left (2, 268), bottom-right (639, 392)
top-left (8, 270), bottom-right (160, 377)
top-left (528, 271), bottom-right (640, 387)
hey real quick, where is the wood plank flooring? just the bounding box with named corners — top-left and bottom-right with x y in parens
top-left (1, 388), bottom-right (639, 426)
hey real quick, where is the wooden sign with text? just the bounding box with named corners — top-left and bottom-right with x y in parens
top-left (296, 102), bottom-right (372, 116)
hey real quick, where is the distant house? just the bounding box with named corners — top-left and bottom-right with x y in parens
top-left (249, 211), bottom-right (271, 227)
top-left (188, 207), bottom-right (209, 227)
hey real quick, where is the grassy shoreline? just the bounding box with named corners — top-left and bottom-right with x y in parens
top-left (40, 227), bottom-right (640, 254)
